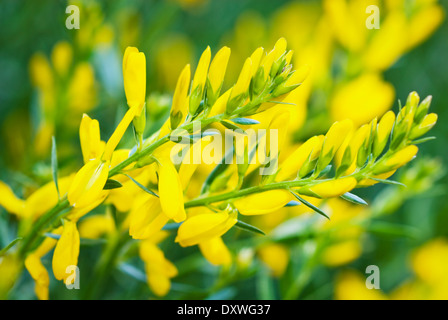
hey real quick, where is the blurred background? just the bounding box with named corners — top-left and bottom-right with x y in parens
top-left (0, 0), bottom-right (447, 299)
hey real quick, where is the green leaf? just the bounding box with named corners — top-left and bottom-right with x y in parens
top-left (340, 192), bottom-right (368, 205)
top-left (411, 136), bottom-right (436, 145)
top-left (370, 177), bottom-right (406, 187)
top-left (200, 147), bottom-right (234, 194)
top-left (234, 220), bottom-right (265, 236)
top-left (124, 174), bottom-right (159, 197)
top-left (230, 118), bottom-right (260, 125)
top-left (118, 263), bottom-right (147, 282)
top-left (162, 223), bottom-right (181, 231)
top-left (103, 179), bottom-right (123, 190)
top-left (285, 200), bottom-right (301, 207)
top-left (0, 237), bottom-right (22, 257)
top-left (289, 191), bottom-right (330, 220)
top-left (267, 100), bottom-right (296, 106)
top-left (51, 136), bottom-right (60, 199)
top-left (220, 120), bottom-right (247, 134)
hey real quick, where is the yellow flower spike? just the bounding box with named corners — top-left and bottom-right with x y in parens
top-left (157, 158), bottom-right (186, 223)
top-left (102, 105), bottom-right (140, 161)
top-left (25, 254), bottom-right (50, 300)
top-left (198, 237), bottom-right (232, 266)
top-left (338, 124), bottom-right (370, 175)
top-left (208, 46), bottom-right (231, 94)
top-left (123, 47), bottom-right (146, 110)
top-left (175, 208), bottom-right (237, 247)
top-left (51, 41), bottom-right (73, 77)
top-left (129, 197), bottom-right (169, 240)
top-left (276, 135), bottom-right (324, 182)
top-left (52, 220), bottom-right (80, 282)
top-left (302, 177), bottom-right (357, 199)
top-left (67, 158), bottom-right (110, 208)
top-left (234, 190), bottom-right (293, 216)
top-left (0, 181), bottom-right (25, 217)
top-left (374, 145), bottom-right (418, 174)
top-left (374, 110), bottom-right (396, 157)
top-left (229, 57), bottom-right (253, 100)
top-left (78, 214), bottom-right (115, 239)
top-left (170, 64), bottom-right (191, 129)
top-left (79, 114), bottom-right (105, 163)
top-left (409, 113), bottom-right (438, 140)
top-left (190, 46), bottom-right (211, 115)
top-left (258, 243), bottom-right (289, 277)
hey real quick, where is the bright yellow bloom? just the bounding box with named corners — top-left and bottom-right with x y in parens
top-left (374, 145), bottom-right (418, 174)
top-left (68, 62), bottom-right (97, 113)
top-left (190, 46), bottom-right (211, 114)
top-left (208, 46), bottom-right (230, 93)
top-left (51, 41), bottom-right (73, 77)
top-left (67, 158), bottom-right (109, 208)
top-left (139, 239), bottom-right (178, 297)
top-left (78, 214), bottom-right (115, 239)
top-left (198, 237), bottom-right (232, 266)
top-left (261, 37), bottom-right (287, 78)
top-left (230, 57), bottom-right (253, 100)
top-left (234, 190), bottom-right (293, 215)
top-left (411, 238), bottom-right (448, 286)
top-left (322, 241), bottom-right (362, 267)
top-left (170, 64), bottom-right (191, 129)
top-left (79, 114), bottom-right (105, 163)
top-left (409, 113), bottom-right (438, 139)
top-left (123, 46), bottom-right (146, 110)
top-left (330, 74), bottom-right (394, 127)
top-left (249, 47), bottom-right (264, 77)
top-left (157, 158), bottom-right (186, 223)
top-left (335, 270), bottom-right (387, 300)
top-left (276, 135), bottom-right (324, 181)
top-left (129, 196), bottom-right (169, 239)
top-left (25, 254), bottom-right (50, 300)
top-left (175, 208), bottom-right (237, 247)
top-left (52, 220), bottom-right (80, 282)
top-left (338, 124), bottom-right (370, 175)
top-left (303, 177), bottom-right (357, 198)
top-left (374, 111), bottom-right (395, 156)
top-left (284, 63), bottom-right (310, 87)
top-left (0, 181), bottom-right (25, 217)
top-left (321, 119), bottom-right (353, 158)
top-left (208, 88), bottom-right (232, 117)
top-left (258, 244), bottom-right (289, 277)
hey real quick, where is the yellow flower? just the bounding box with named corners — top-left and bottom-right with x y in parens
top-left (139, 239), bottom-right (178, 297)
top-left (175, 208), bottom-right (237, 247)
top-left (411, 238), bottom-right (448, 286)
top-left (129, 196), bottom-right (169, 239)
top-left (0, 181), bottom-right (25, 217)
top-left (157, 158), bottom-right (186, 223)
top-left (198, 237), bottom-right (232, 266)
top-left (68, 62), bottom-right (97, 113)
top-left (409, 113), bottom-right (438, 139)
top-left (335, 270), bottom-right (387, 300)
top-left (25, 254), bottom-right (50, 300)
top-left (322, 241), bottom-right (362, 267)
top-left (170, 64), bottom-right (191, 129)
top-left (190, 46), bottom-right (211, 115)
top-left (123, 47), bottom-right (146, 110)
top-left (52, 220), bottom-right (80, 282)
top-left (208, 46), bottom-right (230, 95)
top-left (301, 177), bottom-right (357, 198)
top-left (276, 135), bottom-right (324, 181)
top-left (258, 244), bottom-right (289, 277)
top-left (78, 214), bottom-right (115, 239)
top-left (67, 158), bottom-right (110, 208)
top-left (79, 113), bottom-right (105, 163)
top-left (51, 41), bottom-right (73, 77)
top-left (229, 57), bottom-right (253, 100)
top-left (374, 145), bottom-right (418, 174)
top-left (260, 37), bottom-right (287, 78)
top-left (208, 88), bottom-right (232, 117)
top-left (330, 74), bottom-right (394, 127)
top-left (234, 190), bottom-right (293, 215)
top-left (373, 111), bottom-right (396, 156)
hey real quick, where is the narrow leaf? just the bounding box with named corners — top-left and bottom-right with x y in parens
top-left (124, 174), bottom-right (159, 197)
top-left (289, 191), bottom-right (330, 220)
top-left (370, 177), bottom-right (406, 187)
top-left (285, 200), bottom-right (301, 207)
top-left (0, 237), bottom-right (22, 257)
top-left (230, 118), bottom-right (260, 125)
top-left (103, 179), bottom-right (123, 190)
top-left (220, 121), bottom-right (247, 134)
top-left (51, 136), bottom-right (60, 199)
top-left (412, 136), bottom-right (436, 145)
top-left (340, 192), bottom-right (368, 205)
top-left (367, 222), bottom-right (419, 239)
top-left (267, 101), bottom-right (297, 106)
top-left (234, 220), bottom-right (265, 236)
